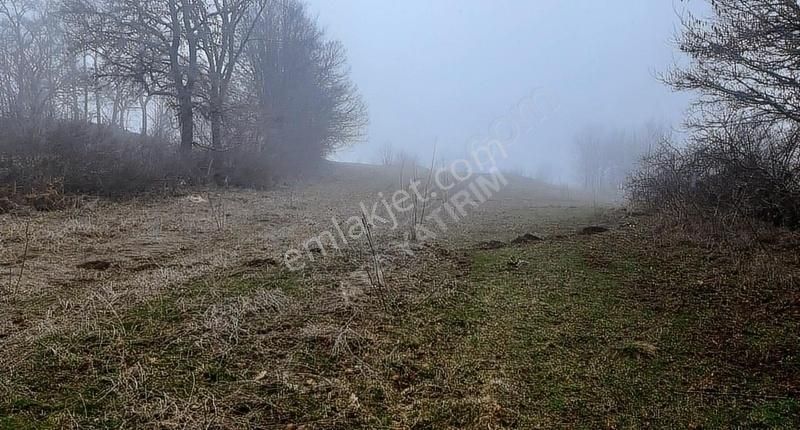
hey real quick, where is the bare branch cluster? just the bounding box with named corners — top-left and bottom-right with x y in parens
top-left (630, 1), bottom-right (800, 230)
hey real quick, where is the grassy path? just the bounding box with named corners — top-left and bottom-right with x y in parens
top-left (2, 222), bottom-right (798, 428)
top-left (408, 232), bottom-right (799, 428)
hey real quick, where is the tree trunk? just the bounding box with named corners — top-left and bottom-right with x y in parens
top-left (208, 78), bottom-right (224, 176)
top-left (83, 54), bottom-right (89, 121)
top-left (95, 90), bottom-right (102, 125)
top-left (210, 102), bottom-right (222, 150)
top-left (111, 92), bottom-right (120, 126)
top-left (209, 77), bottom-right (223, 150)
top-left (139, 96), bottom-right (149, 136)
top-left (178, 93), bottom-right (193, 155)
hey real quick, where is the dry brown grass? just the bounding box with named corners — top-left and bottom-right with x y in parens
top-left (2, 162), bottom-right (656, 428)
top-left (1, 207), bottom-right (799, 427)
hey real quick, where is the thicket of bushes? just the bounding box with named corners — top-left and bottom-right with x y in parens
top-left (629, 122), bottom-right (800, 229)
top-left (628, 0), bottom-right (800, 231)
top-left (0, 119), bottom-right (182, 197)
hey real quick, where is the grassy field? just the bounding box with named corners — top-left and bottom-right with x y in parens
top-left (2, 205), bottom-right (798, 428)
top-left (0, 165), bottom-right (798, 428)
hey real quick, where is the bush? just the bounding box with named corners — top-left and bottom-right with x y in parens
top-left (0, 118), bottom-right (181, 199)
top-left (628, 122), bottom-right (800, 229)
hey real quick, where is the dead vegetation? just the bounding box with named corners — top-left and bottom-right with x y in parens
top-left (629, 1), bottom-right (800, 233)
top-left (1, 162), bottom-right (795, 428)
top-left (2, 200), bottom-right (797, 428)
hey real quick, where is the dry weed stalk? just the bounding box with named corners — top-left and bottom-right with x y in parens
top-left (405, 145), bottom-right (437, 242)
top-left (408, 164), bottom-right (421, 241)
top-left (12, 219), bottom-right (31, 293)
top-left (437, 157), bottom-right (452, 202)
top-left (398, 156), bottom-right (406, 190)
top-left (331, 318), bottom-right (366, 356)
top-left (419, 143), bottom-right (437, 224)
top-left (360, 212), bottom-right (390, 310)
top-left (206, 193), bottom-right (227, 231)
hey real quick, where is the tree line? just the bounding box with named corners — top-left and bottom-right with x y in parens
top-left (574, 122), bottom-right (668, 201)
top-left (0, 0), bottom-right (366, 195)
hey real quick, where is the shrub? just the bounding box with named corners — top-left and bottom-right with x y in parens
top-left (628, 122), bottom-right (800, 229)
top-left (0, 118), bottom-right (181, 199)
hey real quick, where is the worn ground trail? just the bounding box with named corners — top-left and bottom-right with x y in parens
top-left (0, 163), bottom-right (593, 376)
top-left (1, 178), bottom-right (798, 427)
top-left (10, 163), bottom-right (788, 428)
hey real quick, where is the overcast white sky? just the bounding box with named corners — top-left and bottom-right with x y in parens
top-left (306, 0), bottom-right (702, 182)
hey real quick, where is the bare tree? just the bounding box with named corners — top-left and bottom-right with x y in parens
top-left (575, 123), bottom-right (665, 200)
top-left (62, 0), bottom-right (268, 159)
top-left (632, 0), bottom-right (800, 228)
top-left (315, 39), bottom-right (368, 152)
top-left (667, 0), bottom-right (800, 127)
top-left (245, 0), bottom-right (367, 170)
top-left (379, 142), bottom-right (395, 165)
top-left (196, 0), bottom-right (266, 151)
top-left (0, 0), bottom-right (72, 120)
top-left (62, 0), bottom-right (203, 155)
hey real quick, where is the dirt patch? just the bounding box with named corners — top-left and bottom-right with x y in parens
top-left (244, 257), bottom-right (280, 268)
top-left (477, 240), bottom-right (507, 250)
top-left (477, 233), bottom-right (545, 249)
top-left (580, 225), bottom-right (609, 235)
top-left (511, 233), bottom-right (544, 244)
top-left (76, 260), bottom-right (114, 271)
top-left (130, 262), bottom-right (161, 272)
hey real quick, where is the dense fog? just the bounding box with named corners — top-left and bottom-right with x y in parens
top-left (3, 2), bottom-right (800, 427)
top-left (310, 0), bottom-right (701, 184)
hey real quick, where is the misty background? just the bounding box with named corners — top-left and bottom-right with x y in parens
top-left (308, 0), bottom-right (701, 184)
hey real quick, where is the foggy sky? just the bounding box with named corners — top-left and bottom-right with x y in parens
top-left (307, 0), bottom-right (699, 183)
